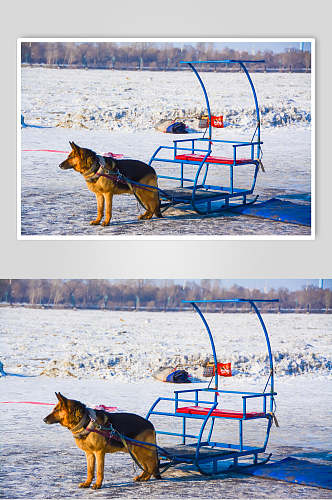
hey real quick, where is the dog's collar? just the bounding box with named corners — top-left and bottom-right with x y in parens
top-left (84, 155), bottom-right (117, 183)
top-left (96, 155), bottom-right (106, 168)
top-left (71, 408), bottom-right (97, 438)
top-left (96, 155), bottom-right (117, 173)
top-left (83, 159), bottom-right (101, 179)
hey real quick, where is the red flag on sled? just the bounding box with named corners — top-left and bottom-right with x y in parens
top-left (217, 362), bottom-right (232, 377)
top-left (211, 115), bottom-right (224, 128)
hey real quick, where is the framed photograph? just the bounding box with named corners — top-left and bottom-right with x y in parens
top-left (18, 38), bottom-right (314, 240)
top-left (1, 278), bottom-right (331, 495)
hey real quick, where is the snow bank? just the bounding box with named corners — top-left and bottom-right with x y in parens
top-left (54, 103), bottom-right (311, 131)
top-left (1, 308), bottom-right (330, 381)
top-left (21, 68), bottom-right (311, 131)
top-left (37, 348), bottom-right (331, 381)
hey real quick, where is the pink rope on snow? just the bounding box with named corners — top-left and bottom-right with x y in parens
top-left (94, 405), bottom-right (118, 412)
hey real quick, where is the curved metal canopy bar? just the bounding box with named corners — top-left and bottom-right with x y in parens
top-left (181, 60), bottom-right (265, 64)
top-left (180, 60), bottom-right (264, 148)
top-left (182, 298), bottom-right (278, 391)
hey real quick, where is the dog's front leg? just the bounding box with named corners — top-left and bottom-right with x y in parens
top-left (101, 193), bottom-right (112, 226)
top-left (92, 450), bottom-right (105, 489)
top-left (79, 452), bottom-right (95, 488)
top-left (90, 194), bottom-right (104, 225)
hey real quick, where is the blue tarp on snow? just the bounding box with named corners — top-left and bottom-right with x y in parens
top-left (231, 198), bottom-right (311, 227)
top-left (247, 457), bottom-right (332, 490)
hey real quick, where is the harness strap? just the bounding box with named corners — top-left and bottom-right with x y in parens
top-left (98, 422), bottom-right (172, 459)
top-left (258, 159), bottom-right (265, 172)
top-left (84, 156), bottom-right (165, 213)
top-left (124, 179), bottom-right (149, 212)
top-left (71, 408), bottom-right (97, 438)
top-left (116, 432), bottom-right (146, 471)
top-left (96, 155), bottom-right (106, 167)
top-left (83, 162), bottom-right (101, 180)
top-left (267, 412), bottom-right (279, 427)
top-left (96, 169), bottom-right (150, 212)
top-left (79, 417), bottom-right (173, 473)
top-left (85, 156), bottom-right (117, 183)
top-left (92, 421), bottom-right (146, 471)
top-left (70, 407), bottom-right (89, 434)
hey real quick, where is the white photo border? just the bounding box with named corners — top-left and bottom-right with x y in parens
top-left (17, 37), bottom-right (315, 241)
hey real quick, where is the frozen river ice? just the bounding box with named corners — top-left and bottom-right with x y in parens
top-left (1, 308), bottom-right (331, 497)
top-left (20, 69), bottom-right (312, 236)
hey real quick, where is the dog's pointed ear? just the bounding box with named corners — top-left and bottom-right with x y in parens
top-left (69, 141), bottom-right (80, 153)
top-left (56, 392), bottom-right (67, 405)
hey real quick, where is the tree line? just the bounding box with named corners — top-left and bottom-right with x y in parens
top-left (21, 42), bottom-right (311, 71)
top-left (0, 280), bottom-right (330, 312)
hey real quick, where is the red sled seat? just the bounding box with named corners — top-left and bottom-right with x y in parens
top-left (176, 406), bottom-right (265, 419)
top-left (175, 154), bottom-right (253, 165)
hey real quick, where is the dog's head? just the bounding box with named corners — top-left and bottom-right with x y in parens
top-left (59, 142), bottom-right (98, 175)
top-left (43, 392), bottom-right (86, 429)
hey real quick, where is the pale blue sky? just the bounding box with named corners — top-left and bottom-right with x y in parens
top-left (210, 279), bottom-right (331, 291)
top-left (112, 280), bottom-right (331, 291)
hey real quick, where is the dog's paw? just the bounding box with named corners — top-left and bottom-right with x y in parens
top-left (91, 483), bottom-right (102, 489)
top-left (90, 220), bottom-right (101, 225)
top-left (138, 214), bottom-right (153, 221)
top-left (134, 477), bottom-right (150, 482)
top-left (134, 474), bottom-right (150, 482)
top-left (78, 482), bottom-right (91, 488)
top-left (101, 221), bottom-right (110, 227)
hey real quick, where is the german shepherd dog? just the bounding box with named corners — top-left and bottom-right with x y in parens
top-left (44, 393), bottom-right (160, 489)
top-left (59, 142), bottom-right (162, 226)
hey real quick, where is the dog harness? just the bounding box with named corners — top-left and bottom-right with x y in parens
top-left (70, 407), bottom-right (172, 473)
top-left (71, 408), bottom-right (125, 442)
top-left (71, 407), bottom-right (101, 439)
top-left (84, 155), bottom-right (122, 184)
top-left (84, 155), bottom-right (151, 212)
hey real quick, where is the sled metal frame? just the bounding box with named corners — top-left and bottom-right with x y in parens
top-left (146, 298), bottom-right (278, 475)
top-left (149, 60), bottom-right (264, 215)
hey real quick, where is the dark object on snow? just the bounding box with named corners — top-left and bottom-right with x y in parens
top-left (166, 370), bottom-right (190, 383)
top-left (153, 367), bottom-right (191, 383)
top-left (166, 122), bottom-right (188, 134)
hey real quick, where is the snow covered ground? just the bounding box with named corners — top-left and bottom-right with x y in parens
top-left (1, 308), bottom-right (331, 498)
top-left (20, 68), bottom-right (312, 236)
